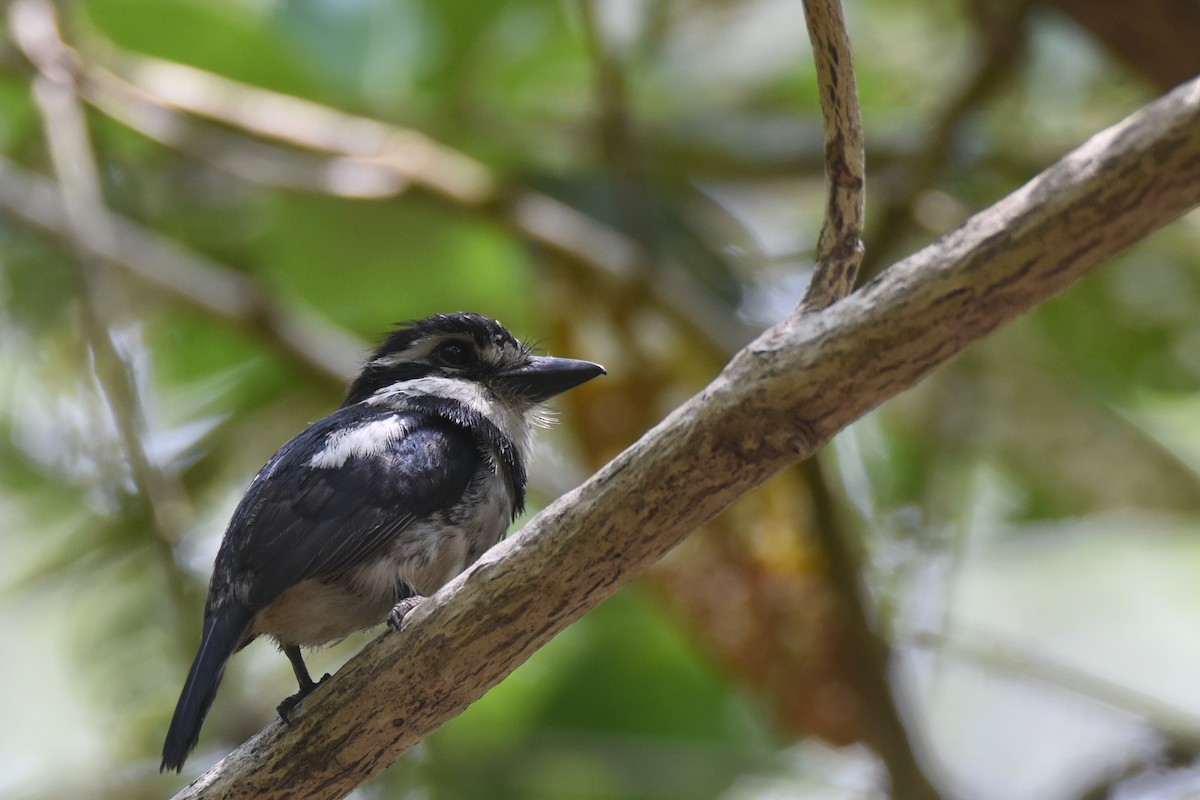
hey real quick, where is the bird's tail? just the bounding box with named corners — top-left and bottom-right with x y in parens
top-left (161, 603), bottom-right (253, 772)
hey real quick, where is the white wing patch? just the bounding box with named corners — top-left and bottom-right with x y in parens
top-left (308, 415), bottom-right (410, 469)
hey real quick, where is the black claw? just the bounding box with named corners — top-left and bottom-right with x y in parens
top-left (275, 671), bottom-right (330, 724)
top-left (387, 595), bottom-right (427, 630)
top-left (277, 693), bottom-right (302, 725)
top-left (275, 644), bottom-right (335, 724)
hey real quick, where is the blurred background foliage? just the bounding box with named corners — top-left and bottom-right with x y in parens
top-left (1, 0), bottom-right (1199, 798)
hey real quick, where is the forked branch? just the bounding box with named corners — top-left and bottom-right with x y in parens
top-left (175, 75), bottom-right (1200, 800)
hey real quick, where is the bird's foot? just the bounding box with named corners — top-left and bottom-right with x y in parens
top-left (276, 672), bottom-right (331, 725)
top-left (387, 595), bottom-right (428, 631)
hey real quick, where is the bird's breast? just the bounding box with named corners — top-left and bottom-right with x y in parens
top-left (369, 464), bottom-right (514, 597)
top-left (251, 463), bottom-right (515, 648)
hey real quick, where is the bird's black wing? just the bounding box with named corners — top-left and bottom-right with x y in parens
top-left (219, 405), bottom-right (482, 610)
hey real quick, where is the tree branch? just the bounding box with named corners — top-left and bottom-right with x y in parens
top-left (7, 6), bottom-right (753, 366)
top-left (804, 458), bottom-right (941, 799)
top-left (858, 0), bottom-right (1032, 280)
top-left (902, 625), bottom-right (1200, 752)
top-left (173, 75), bottom-right (1200, 799)
top-left (0, 151), bottom-right (364, 389)
top-left (799, 0), bottom-right (866, 311)
top-left (580, 0), bottom-right (661, 254)
top-left (14, 0), bottom-right (193, 562)
top-left (89, 52), bottom-right (754, 354)
top-left (793, 6), bottom-right (930, 785)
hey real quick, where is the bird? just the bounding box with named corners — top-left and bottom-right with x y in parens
top-left (160, 312), bottom-right (604, 772)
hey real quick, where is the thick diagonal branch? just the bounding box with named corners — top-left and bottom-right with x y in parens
top-left (173, 76), bottom-right (1200, 800)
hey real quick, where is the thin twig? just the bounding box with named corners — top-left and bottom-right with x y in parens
top-left (580, 0), bottom-right (661, 254)
top-left (794, 3), bottom-right (931, 792)
top-left (902, 625), bottom-right (1200, 752)
top-left (0, 153), bottom-right (363, 388)
top-left (15, 0), bottom-right (190, 536)
top-left (805, 458), bottom-right (944, 799)
top-left (1072, 745), bottom-right (1193, 800)
top-left (13, 0), bottom-right (193, 607)
top-left (85, 51), bottom-right (755, 355)
top-left (84, 66), bottom-right (408, 198)
top-left (858, 0), bottom-right (1033, 280)
top-left (798, 0), bottom-right (866, 312)
top-left (113, 55), bottom-right (495, 206)
top-left (4, 5), bottom-right (367, 388)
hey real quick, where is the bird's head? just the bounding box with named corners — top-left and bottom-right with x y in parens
top-left (343, 312), bottom-right (605, 413)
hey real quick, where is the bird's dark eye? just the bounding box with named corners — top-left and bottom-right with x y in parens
top-left (434, 340), bottom-right (472, 367)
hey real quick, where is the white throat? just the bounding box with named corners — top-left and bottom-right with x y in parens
top-left (367, 376), bottom-right (535, 463)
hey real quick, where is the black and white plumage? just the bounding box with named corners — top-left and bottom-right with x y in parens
top-left (161, 312), bottom-right (604, 772)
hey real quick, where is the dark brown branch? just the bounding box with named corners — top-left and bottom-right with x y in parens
top-left (173, 74), bottom-right (1200, 800)
top-left (1047, 0), bottom-right (1200, 92)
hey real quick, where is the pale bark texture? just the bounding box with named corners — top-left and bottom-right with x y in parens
top-left (173, 75), bottom-right (1200, 800)
top-left (801, 0), bottom-right (866, 311)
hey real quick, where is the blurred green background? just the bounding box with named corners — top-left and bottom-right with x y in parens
top-left (2, 1), bottom-right (1200, 798)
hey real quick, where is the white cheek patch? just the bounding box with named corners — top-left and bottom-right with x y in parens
top-left (308, 415), bottom-right (410, 469)
top-left (368, 376), bottom-right (534, 464)
top-left (375, 376), bottom-right (488, 410)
